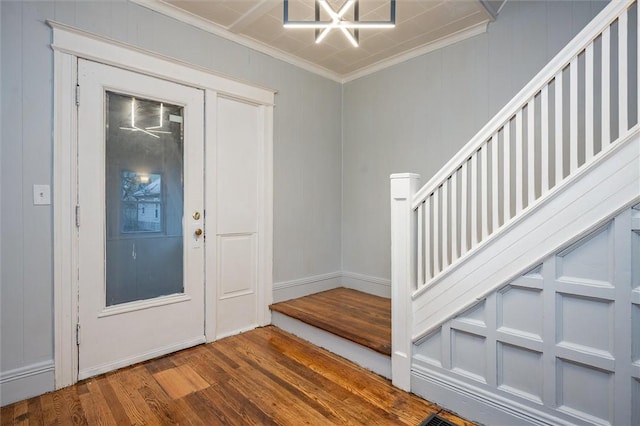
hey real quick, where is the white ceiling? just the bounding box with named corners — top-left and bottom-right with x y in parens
top-left (135, 0), bottom-right (503, 81)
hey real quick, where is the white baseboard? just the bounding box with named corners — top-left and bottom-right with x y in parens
top-left (0, 361), bottom-right (55, 407)
top-left (411, 364), bottom-right (582, 426)
top-left (273, 271), bottom-right (391, 301)
top-left (272, 271), bottom-right (342, 302)
top-left (341, 271), bottom-right (391, 298)
top-left (272, 311), bottom-right (391, 379)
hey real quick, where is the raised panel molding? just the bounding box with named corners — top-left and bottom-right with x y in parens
top-left (413, 207), bottom-right (638, 425)
top-left (218, 234), bottom-right (257, 299)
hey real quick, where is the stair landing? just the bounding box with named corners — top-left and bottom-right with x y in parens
top-left (269, 287), bottom-right (391, 356)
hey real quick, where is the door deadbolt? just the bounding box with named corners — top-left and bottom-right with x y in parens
top-left (192, 211), bottom-right (201, 220)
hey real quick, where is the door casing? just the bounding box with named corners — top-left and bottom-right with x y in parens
top-left (51, 21), bottom-right (274, 388)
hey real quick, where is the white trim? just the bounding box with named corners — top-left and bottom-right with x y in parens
top-left (48, 21), bottom-right (276, 105)
top-left (131, 0), bottom-right (343, 83)
top-left (0, 361), bottom-right (55, 384)
top-left (97, 294), bottom-right (192, 318)
top-left (204, 89), bottom-right (219, 343)
top-left (342, 22), bottom-right (489, 83)
top-left (342, 271), bottom-right (392, 298)
top-left (274, 271), bottom-right (343, 290)
top-left (78, 337), bottom-right (205, 381)
top-left (272, 272), bottom-right (342, 303)
top-left (53, 49), bottom-right (78, 389)
top-left (0, 361), bottom-right (55, 407)
top-left (51, 23), bottom-right (274, 388)
top-left (412, 364), bottom-right (578, 426)
top-left (272, 271), bottom-right (393, 302)
top-left (131, 0), bottom-right (490, 84)
top-left (341, 271), bottom-right (391, 287)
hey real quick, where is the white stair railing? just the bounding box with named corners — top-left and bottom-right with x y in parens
top-left (411, 0), bottom-right (638, 292)
top-left (390, 0), bottom-right (638, 389)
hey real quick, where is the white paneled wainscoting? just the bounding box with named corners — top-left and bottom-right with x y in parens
top-left (412, 205), bottom-right (640, 425)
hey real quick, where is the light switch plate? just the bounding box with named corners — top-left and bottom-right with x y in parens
top-left (33, 184), bottom-right (51, 205)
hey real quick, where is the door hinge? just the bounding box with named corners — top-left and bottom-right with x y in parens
top-left (75, 205), bottom-right (80, 227)
top-left (75, 85), bottom-right (80, 106)
top-left (76, 323), bottom-right (81, 346)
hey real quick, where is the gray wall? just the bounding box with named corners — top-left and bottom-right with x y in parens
top-left (341, 0), bottom-right (609, 281)
top-left (0, 0), bottom-right (342, 382)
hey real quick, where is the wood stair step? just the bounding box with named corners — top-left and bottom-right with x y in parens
top-left (269, 288), bottom-right (391, 356)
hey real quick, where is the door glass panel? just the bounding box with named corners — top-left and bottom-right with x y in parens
top-left (105, 92), bottom-right (184, 306)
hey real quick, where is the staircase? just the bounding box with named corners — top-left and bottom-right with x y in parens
top-left (270, 288), bottom-right (392, 379)
top-left (390, 1), bottom-right (639, 424)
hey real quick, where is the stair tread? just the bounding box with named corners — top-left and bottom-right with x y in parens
top-left (270, 288), bottom-right (391, 356)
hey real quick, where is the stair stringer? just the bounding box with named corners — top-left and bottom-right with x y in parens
top-left (411, 202), bottom-right (640, 425)
top-left (412, 129), bottom-right (640, 342)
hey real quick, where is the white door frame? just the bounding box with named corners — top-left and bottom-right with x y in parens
top-left (50, 21), bottom-right (274, 388)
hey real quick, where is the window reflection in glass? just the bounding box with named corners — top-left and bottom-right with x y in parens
top-left (121, 172), bottom-right (162, 233)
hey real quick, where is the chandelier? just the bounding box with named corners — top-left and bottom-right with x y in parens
top-left (283, 0), bottom-right (396, 47)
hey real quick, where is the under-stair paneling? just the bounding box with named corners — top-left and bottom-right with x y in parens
top-left (412, 206), bottom-right (639, 425)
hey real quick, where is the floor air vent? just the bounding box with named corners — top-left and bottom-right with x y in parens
top-left (419, 413), bottom-right (456, 426)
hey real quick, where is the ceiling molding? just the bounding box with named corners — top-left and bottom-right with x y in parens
top-left (131, 0), bottom-right (343, 82)
top-left (229, 0), bottom-right (280, 34)
top-left (341, 21), bottom-right (489, 83)
top-left (131, 0), bottom-right (492, 84)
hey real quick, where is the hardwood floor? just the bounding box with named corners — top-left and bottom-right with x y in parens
top-left (0, 327), bottom-right (473, 425)
top-left (270, 288), bottom-right (391, 355)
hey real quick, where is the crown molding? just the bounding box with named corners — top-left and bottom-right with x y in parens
top-left (131, 0), bottom-right (490, 84)
top-left (341, 21), bottom-right (489, 83)
top-left (131, 0), bottom-right (344, 83)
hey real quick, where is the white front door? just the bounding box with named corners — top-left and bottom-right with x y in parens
top-left (76, 59), bottom-right (205, 380)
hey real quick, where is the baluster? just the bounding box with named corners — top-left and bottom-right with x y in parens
top-left (481, 144), bottom-right (489, 240)
top-left (417, 202), bottom-right (424, 288)
top-left (470, 152), bottom-right (478, 248)
top-left (460, 161), bottom-right (468, 256)
top-left (451, 170), bottom-right (458, 263)
top-left (555, 71), bottom-right (564, 185)
top-left (585, 43), bottom-right (594, 162)
top-left (602, 26), bottom-right (611, 148)
top-left (570, 57), bottom-right (579, 173)
top-left (541, 85), bottom-right (550, 193)
top-left (442, 179), bottom-right (449, 270)
top-left (515, 110), bottom-right (524, 214)
top-left (527, 100), bottom-right (536, 205)
top-left (433, 186), bottom-right (441, 275)
top-left (503, 122), bottom-right (511, 223)
top-left (618, 10), bottom-right (628, 136)
top-left (424, 196), bottom-right (432, 281)
top-left (491, 134), bottom-right (499, 232)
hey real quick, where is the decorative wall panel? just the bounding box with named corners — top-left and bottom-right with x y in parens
top-left (556, 359), bottom-right (613, 424)
top-left (497, 343), bottom-right (543, 403)
top-left (413, 205), bottom-right (640, 425)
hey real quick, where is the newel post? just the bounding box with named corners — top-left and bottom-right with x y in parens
top-left (390, 173), bottom-right (420, 391)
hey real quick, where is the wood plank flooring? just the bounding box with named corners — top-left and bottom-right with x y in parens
top-left (270, 288), bottom-right (392, 355)
top-left (0, 326), bottom-right (473, 425)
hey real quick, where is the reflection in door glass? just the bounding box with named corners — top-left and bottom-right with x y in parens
top-left (121, 171), bottom-right (162, 233)
top-left (105, 92), bottom-right (184, 306)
